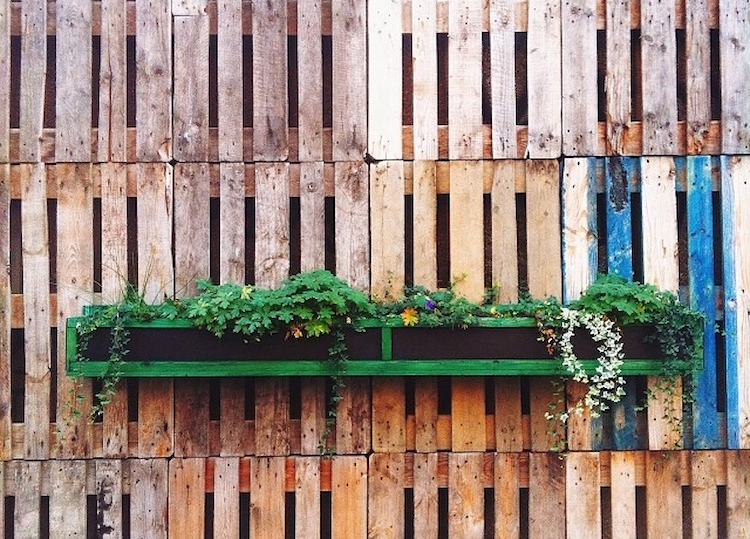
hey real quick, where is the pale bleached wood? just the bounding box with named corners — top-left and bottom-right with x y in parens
top-left (529, 453), bottom-right (565, 539)
top-left (19, 0), bottom-right (47, 162)
top-left (448, 453), bottom-right (484, 538)
top-left (526, 159), bottom-right (562, 299)
top-left (490, 0), bottom-right (517, 158)
top-left (335, 161), bottom-right (369, 290)
top-left (298, 0), bottom-right (324, 161)
top-left (49, 460), bottom-right (87, 538)
top-left (565, 453), bottom-right (601, 539)
top-left (448, 0), bottom-right (483, 159)
top-left (605, 0), bottom-right (632, 154)
top-left (219, 162), bottom-right (246, 283)
top-left (646, 451), bottom-right (682, 539)
top-left (641, 0), bottom-right (678, 154)
top-left (98, 0), bottom-right (127, 162)
top-left (217, 0), bottom-right (244, 161)
top-left (253, 0), bottom-right (288, 161)
top-left (490, 160), bottom-right (518, 302)
top-left (295, 457), bottom-right (321, 539)
top-left (96, 460), bottom-right (124, 539)
top-left (562, 0), bottom-right (598, 155)
top-left (413, 453), bottom-right (439, 536)
top-left (174, 162), bottom-right (210, 297)
top-left (368, 0), bottom-right (402, 160)
top-left (527, 0), bottom-right (562, 157)
top-left (727, 451), bottom-right (750, 535)
top-left (168, 459), bottom-right (205, 539)
top-left (0, 164), bottom-right (9, 459)
top-left (214, 458), bottom-right (240, 539)
top-left (686, 0), bottom-right (711, 153)
top-left (131, 460), bottom-right (168, 539)
top-left (254, 163), bottom-right (290, 288)
top-left (331, 456), bottom-right (368, 539)
top-left (172, 0), bottom-right (208, 16)
top-left (332, 0), bottom-right (367, 161)
top-left (368, 453), bottom-right (405, 538)
top-left (494, 453), bottom-right (520, 537)
top-left (173, 14), bottom-right (209, 161)
top-left (691, 451), bottom-right (719, 539)
top-left (562, 158), bottom-right (596, 301)
top-left (0, 2), bottom-right (9, 162)
top-left (412, 160), bottom-right (437, 289)
top-left (21, 163), bottom-right (50, 460)
top-left (412, 0), bottom-right (438, 159)
top-left (55, 163), bottom-right (94, 458)
top-left (135, 0), bottom-right (172, 161)
top-left (13, 461), bottom-right (41, 539)
top-left (610, 451), bottom-right (636, 539)
top-left (300, 161), bottom-right (326, 271)
top-left (449, 160), bottom-right (483, 301)
top-left (372, 377), bottom-right (406, 453)
top-left (251, 457), bottom-right (286, 539)
top-left (720, 0), bottom-right (750, 153)
top-left (370, 161), bottom-right (405, 300)
top-left (55, 0), bottom-right (92, 162)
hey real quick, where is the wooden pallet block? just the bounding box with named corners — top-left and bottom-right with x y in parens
top-left (528, 453), bottom-right (565, 539)
top-left (95, 460), bottom-right (123, 539)
top-left (131, 459), bottom-right (168, 539)
top-left (645, 451), bottom-right (682, 538)
top-left (565, 452), bottom-right (601, 539)
top-left (448, 453), bottom-right (484, 538)
top-left (368, 453), bottom-right (405, 537)
top-left (295, 457), bottom-right (321, 539)
top-left (370, 161), bottom-right (405, 300)
top-left (331, 456), bottom-right (367, 539)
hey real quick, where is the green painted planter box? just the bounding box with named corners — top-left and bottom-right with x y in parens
top-left (66, 314), bottom-right (673, 377)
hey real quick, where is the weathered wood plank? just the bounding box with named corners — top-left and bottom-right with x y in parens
top-left (412, 160), bottom-right (437, 290)
top-left (217, 0), bottom-right (243, 161)
top-left (219, 378), bottom-right (246, 456)
top-left (331, 456), bottom-right (367, 539)
top-left (21, 163), bottom-right (50, 459)
top-left (169, 459), bottom-right (205, 539)
top-left (526, 159), bottom-right (562, 299)
top-left (372, 377), bottom-right (406, 453)
top-left (335, 162), bottom-right (369, 290)
top-left (449, 160), bottom-right (483, 301)
top-left (448, 453), bottom-right (484, 538)
top-left (610, 451), bottom-right (636, 539)
top-left (494, 378), bottom-right (522, 452)
top-left (13, 461), bottom-right (41, 539)
top-left (335, 377), bottom-right (371, 454)
top-left (414, 377), bottom-right (438, 453)
top-left (641, 0), bottom-right (678, 154)
top-left (254, 163), bottom-right (290, 288)
top-left (297, 0), bottom-right (324, 161)
top-left (529, 377), bottom-right (563, 452)
top-left (219, 162), bottom-right (245, 283)
top-left (562, 157), bottom-right (597, 302)
top-left (720, 0), bottom-right (750, 153)
top-left (413, 453), bottom-right (438, 536)
top-left (131, 459), bottom-right (168, 539)
top-left (412, 0), bottom-right (438, 159)
top-left (448, 0), bottom-right (483, 159)
top-left (529, 453), bottom-right (565, 539)
top-left (0, 2), bottom-right (10, 162)
top-left (19, 0), bottom-right (47, 162)
top-left (490, 159), bottom-right (518, 303)
top-left (97, 0), bottom-right (127, 162)
top-left (172, 0), bottom-right (208, 16)
top-left (296, 457), bottom-right (322, 538)
top-left (565, 453), bottom-right (601, 539)
top-left (490, 0), bottom-right (517, 158)
top-left (174, 379), bottom-right (210, 457)
top-left (0, 164), bottom-right (9, 459)
top-left (368, 453), bottom-right (405, 538)
top-left (370, 161), bottom-right (405, 300)
top-left (605, 0), bottom-right (632, 154)
top-left (332, 0), bottom-right (366, 160)
top-left (214, 458), bottom-right (240, 539)
top-left (562, 0), bottom-right (598, 155)
top-left (252, 0), bottom-right (288, 161)
top-left (686, 0), bottom-right (711, 153)
top-left (300, 162), bottom-right (326, 271)
top-left (299, 379), bottom-right (326, 455)
top-left (727, 450), bottom-right (750, 536)
top-left (55, 0), bottom-right (92, 162)
top-left (451, 377), bottom-right (486, 452)
top-left (95, 460), bottom-right (123, 539)
top-left (49, 460), bottom-right (87, 538)
top-left (646, 452), bottom-right (682, 539)
top-left (691, 451), bottom-right (719, 539)
top-left (135, 0), bottom-right (172, 161)
top-left (174, 162), bottom-right (210, 296)
top-left (527, 0), bottom-right (562, 157)
top-left (368, 0), bottom-right (402, 160)
top-left (173, 14), bottom-right (209, 161)
top-left (255, 378), bottom-right (291, 456)
top-left (494, 453), bottom-right (520, 538)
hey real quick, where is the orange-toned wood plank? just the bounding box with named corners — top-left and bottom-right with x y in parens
top-left (296, 457), bottom-right (321, 538)
top-left (526, 159), bottom-right (562, 299)
top-left (528, 453), bottom-right (565, 539)
top-left (331, 456), bottom-right (367, 539)
top-left (214, 458), bottom-right (240, 539)
top-left (335, 377), bottom-right (371, 454)
top-left (529, 377), bottom-right (563, 452)
top-left (451, 377), bottom-right (486, 452)
top-left (368, 453), bottom-right (405, 536)
top-left (494, 453), bottom-right (520, 538)
top-left (565, 452), bottom-right (601, 538)
top-left (691, 450), bottom-right (719, 539)
top-left (169, 459), bottom-right (207, 539)
top-left (413, 453), bottom-right (439, 536)
top-left (414, 377), bottom-right (439, 453)
top-left (494, 378), bottom-right (523, 452)
top-left (370, 161), bottom-right (405, 300)
top-left (448, 453), bottom-right (485, 538)
top-left (490, 160), bottom-right (519, 302)
top-left (646, 451), bottom-right (682, 538)
top-left (449, 161), bottom-right (484, 301)
top-left (255, 378), bottom-right (291, 456)
top-left (372, 377), bottom-right (406, 453)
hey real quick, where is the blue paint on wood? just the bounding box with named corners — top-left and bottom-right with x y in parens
top-left (721, 156), bottom-right (740, 448)
top-left (688, 156), bottom-right (719, 448)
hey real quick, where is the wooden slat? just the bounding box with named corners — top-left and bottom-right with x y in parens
top-left (370, 161), bottom-right (405, 299)
top-left (720, 0), bottom-right (750, 153)
top-left (562, 0), bottom-right (598, 155)
top-left (219, 162), bottom-right (246, 283)
top-left (605, 0), bottom-right (632, 154)
top-left (255, 378), bottom-right (291, 456)
top-left (448, 0), bottom-right (482, 159)
top-left (449, 160), bottom-right (483, 301)
top-left (448, 453), bottom-right (484, 538)
top-left (527, 0), bottom-right (562, 158)
top-left (372, 377), bottom-right (406, 453)
top-left (335, 377), bottom-right (371, 454)
top-left (334, 162), bottom-right (369, 290)
top-left (610, 451), bottom-right (636, 539)
top-left (691, 451), bottom-right (719, 539)
top-left (219, 378), bottom-right (246, 456)
top-left (727, 450), bottom-right (750, 535)
top-left (0, 164), bottom-right (9, 459)
top-left (641, 0), bottom-right (678, 154)
top-left (95, 460), bottom-right (123, 539)
top-left (21, 163), bottom-right (50, 459)
top-left (332, 456), bottom-right (367, 539)
top-left (0, 1), bottom-right (10, 162)
top-left (255, 163), bottom-right (290, 287)
top-left (299, 162), bottom-right (326, 271)
top-left (413, 453), bottom-right (439, 536)
top-left (368, 453), bottom-right (405, 538)
top-left (174, 162), bottom-right (210, 296)
top-left (252, 0), bottom-right (288, 161)
top-left (566, 381), bottom-right (594, 451)
top-left (526, 159), bottom-right (562, 299)
top-left (55, 0), bottom-right (92, 162)
top-left (332, 0), bottom-right (366, 161)
top-left (97, 0), bottom-right (127, 162)
top-left (300, 377), bottom-right (326, 455)
top-left (451, 377), bottom-right (486, 452)
top-left (646, 451), bottom-right (682, 539)
top-left (19, 0), bottom-right (46, 163)
top-left (217, 0), bottom-right (243, 161)
top-left (562, 157), bottom-right (596, 302)
top-left (169, 459), bottom-right (205, 539)
top-left (297, 0), bottom-right (324, 161)
top-left (135, 0), bottom-right (172, 161)
top-left (528, 453), bottom-right (565, 539)
top-left (295, 457), bottom-right (321, 539)
top-left (414, 377), bottom-right (439, 453)
top-left (13, 461), bottom-right (41, 539)
top-left (49, 460), bottom-right (87, 537)
top-left (494, 453), bottom-right (520, 538)
top-left (529, 377), bottom-right (563, 452)
top-left (214, 458), bottom-right (240, 539)
top-left (494, 378), bottom-right (523, 452)
top-left (686, 0), bottom-right (711, 153)
top-left (173, 13), bottom-right (209, 161)
top-left (131, 459), bottom-right (168, 539)
top-left (490, 0), bottom-right (517, 158)
top-left (174, 379), bottom-right (210, 457)
top-left (412, 160), bottom-right (437, 290)
top-left (565, 453), bottom-right (601, 539)
top-left (367, 0), bottom-right (402, 160)
top-left (55, 163), bottom-right (94, 457)
top-left (491, 160), bottom-right (518, 303)
top-left (412, 0), bottom-right (438, 159)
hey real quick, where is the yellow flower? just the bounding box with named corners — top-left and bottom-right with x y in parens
top-left (400, 307), bottom-right (419, 326)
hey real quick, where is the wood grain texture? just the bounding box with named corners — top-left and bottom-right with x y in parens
top-left (300, 162), bottom-right (326, 271)
top-left (331, 456), bottom-right (368, 539)
top-left (300, 378), bottom-right (326, 455)
top-left (565, 452), bottom-right (601, 539)
top-left (610, 451), bottom-right (636, 539)
top-left (95, 460), bottom-right (123, 539)
top-left (448, 453), bottom-right (484, 538)
top-left (691, 451), bottom-right (719, 539)
top-left (490, 160), bottom-right (518, 302)
top-left (413, 453), bottom-right (439, 537)
top-left (526, 159), bottom-right (562, 299)
top-left (252, 0), bottom-right (288, 161)
top-left (494, 378), bottom-right (523, 452)
top-left (414, 377), bottom-right (438, 452)
top-left (562, 157), bottom-right (596, 302)
top-left (412, 0), bottom-right (438, 159)
top-left (412, 160), bottom-right (437, 290)
top-left (13, 461), bottom-right (41, 539)
top-left (372, 377), bottom-right (406, 452)
top-left (217, 0), bottom-right (243, 161)
top-left (529, 453), bottom-right (565, 539)
top-left (213, 458), bottom-right (240, 539)
top-left (219, 378), bottom-right (246, 456)
top-left (529, 377), bottom-right (563, 452)
top-left (368, 453), bottom-right (405, 538)
top-left (720, 0), bottom-right (750, 153)
top-left (254, 378), bottom-right (291, 456)
top-left (335, 162), bottom-right (369, 290)
top-left (448, 0), bottom-right (483, 159)
top-left (19, 0), bottom-right (47, 162)
top-left (219, 162), bottom-right (246, 283)
top-left (370, 161), bottom-right (405, 300)
top-left (131, 459), bottom-right (168, 539)
top-left (335, 377), bottom-right (371, 454)
top-left (49, 460), bottom-right (87, 538)
top-left (686, 0), bottom-right (711, 153)
top-left (494, 453), bottom-right (520, 538)
top-left (296, 457), bottom-right (321, 539)
top-left (169, 459), bottom-right (206, 539)
top-left (646, 452), bottom-right (682, 539)
top-left (174, 162), bottom-right (210, 297)
top-left (490, 0), bottom-right (517, 158)
top-left (0, 2), bottom-right (10, 162)
top-left (172, 0), bottom-right (208, 16)
top-left (605, 0), bottom-right (632, 154)
top-left (451, 377), bottom-right (486, 452)
top-left (254, 163), bottom-right (290, 288)
top-left (174, 379), bottom-right (210, 457)
top-left (97, 0), bottom-right (127, 162)
top-left (0, 164), bottom-right (9, 459)
top-left (449, 160), bottom-right (484, 301)
top-left (297, 0), bottom-right (324, 161)
top-left (727, 450), bottom-right (750, 536)
top-left (173, 13), bottom-right (209, 161)
top-left (137, 377), bottom-right (174, 457)
top-left (137, 162), bottom-right (174, 300)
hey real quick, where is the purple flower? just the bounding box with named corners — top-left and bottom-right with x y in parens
top-left (424, 297), bottom-right (436, 310)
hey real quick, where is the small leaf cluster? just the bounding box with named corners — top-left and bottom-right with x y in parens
top-left (375, 285), bottom-right (487, 327)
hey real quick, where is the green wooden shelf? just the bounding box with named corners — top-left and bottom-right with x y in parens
top-left (66, 315), bottom-right (675, 377)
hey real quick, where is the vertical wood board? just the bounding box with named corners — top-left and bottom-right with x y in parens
top-left (299, 161), bottom-right (326, 271)
top-left (490, 160), bottom-right (519, 303)
top-left (372, 377), bottom-right (406, 453)
top-left (95, 460), bottom-right (124, 539)
top-left (610, 451), bottom-right (636, 539)
top-left (565, 452), bottom-right (601, 539)
top-left (528, 453), bottom-right (565, 539)
top-left (254, 163), bottom-right (290, 288)
top-left (297, 0), bottom-right (324, 161)
top-left (368, 453), bottom-right (405, 539)
top-left (412, 160), bottom-right (438, 290)
top-left (645, 452), bottom-right (682, 539)
top-left (494, 453), bottom-right (520, 538)
top-left (562, 157), bottom-right (596, 302)
top-left (335, 162), bottom-right (369, 291)
top-left (219, 162), bottom-right (246, 283)
top-left (451, 377), bottom-right (486, 452)
top-left (130, 459), bottom-right (169, 539)
top-left (254, 378), bottom-right (291, 456)
top-left (490, 0), bottom-right (517, 158)
top-left (526, 160), bottom-right (562, 299)
top-left (217, 0), bottom-right (244, 161)
top-left (174, 162), bottom-right (210, 297)
top-left (0, 1), bottom-right (9, 162)
top-left (691, 451), bottom-right (719, 539)
top-left (18, 0), bottom-right (47, 162)
top-left (13, 461), bottom-right (41, 539)
top-left (169, 459), bottom-right (206, 539)
top-left (97, 0), bottom-right (128, 162)
top-left (0, 164), bottom-right (9, 459)
top-left (720, 0), bottom-right (750, 153)
top-left (413, 453), bottom-right (439, 538)
top-left (449, 160), bottom-right (484, 301)
top-left (49, 460), bottom-right (87, 538)
top-left (605, 0), bottom-right (632, 154)
top-left (214, 458), bottom-right (240, 539)
top-left (295, 457), bottom-right (321, 539)
top-left (331, 456), bottom-right (368, 539)
top-left (370, 161), bottom-right (405, 300)
top-left (448, 453), bottom-right (485, 539)
top-left (412, 0), bottom-right (438, 159)
top-left (686, 0), bottom-right (711, 153)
